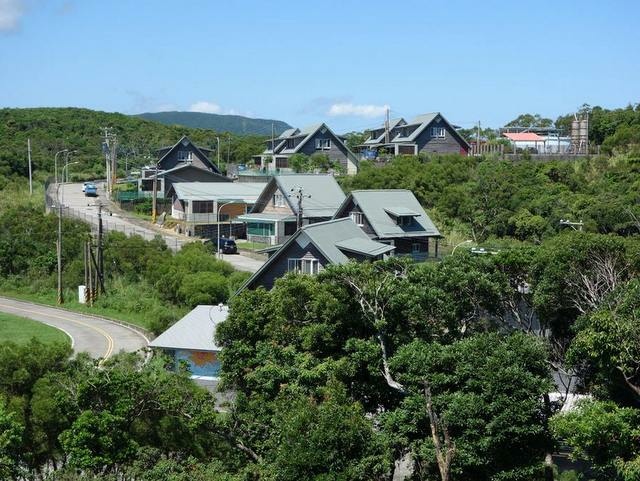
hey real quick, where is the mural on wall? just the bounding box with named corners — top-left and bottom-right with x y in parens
top-left (175, 349), bottom-right (221, 377)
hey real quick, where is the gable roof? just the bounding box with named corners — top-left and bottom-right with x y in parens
top-left (149, 305), bottom-right (228, 351)
top-left (153, 163), bottom-right (230, 182)
top-left (157, 136), bottom-right (222, 174)
top-left (363, 113), bottom-right (470, 149)
top-left (171, 182), bottom-right (266, 202)
top-left (251, 174), bottom-right (346, 218)
top-left (335, 189), bottom-right (441, 238)
top-left (240, 217), bottom-right (394, 291)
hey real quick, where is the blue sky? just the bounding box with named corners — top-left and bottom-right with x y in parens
top-left (0, 0), bottom-right (638, 132)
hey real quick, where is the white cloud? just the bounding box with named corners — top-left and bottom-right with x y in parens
top-left (327, 102), bottom-right (389, 118)
top-left (189, 101), bottom-right (222, 114)
top-left (0, 0), bottom-right (25, 32)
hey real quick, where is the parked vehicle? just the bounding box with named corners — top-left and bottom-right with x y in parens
top-left (82, 182), bottom-right (91, 192)
top-left (204, 237), bottom-right (238, 254)
top-left (84, 184), bottom-right (98, 197)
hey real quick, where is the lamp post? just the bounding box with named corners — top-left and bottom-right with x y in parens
top-left (54, 149), bottom-right (68, 184)
top-left (215, 136), bottom-right (220, 171)
top-left (62, 150), bottom-right (77, 183)
top-left (216, 200), bottom-right (245, 259)
top-left (452, 239), bottom-right (473, 255)
top-left (55, 161), bottom-right (79, 304)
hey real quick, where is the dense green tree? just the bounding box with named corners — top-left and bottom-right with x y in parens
top-left (551, 400), bottom-right (640, 481)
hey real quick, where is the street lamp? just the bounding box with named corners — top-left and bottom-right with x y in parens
top-left (452, 239), bottom-right (473, 255)
top-left (55, 160), bottom-right (79, 305)
top-left (215, 137), bottom-right (221, 170)
top-left (216, 200), bottom-right (246, 259)
top-left (54, 149), bottom-right (68, 184)
top-left (63, 150), bottom-right (78, 184)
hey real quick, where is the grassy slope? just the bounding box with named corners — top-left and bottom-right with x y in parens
top-left (0, 311), bottom-right (70, 345)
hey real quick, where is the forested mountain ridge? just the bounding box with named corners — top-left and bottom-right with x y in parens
top-left (0, 107), bottom-right (266, 183)
top-left (136, 111), bottom-right (292, 136)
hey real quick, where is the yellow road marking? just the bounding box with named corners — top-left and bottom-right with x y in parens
top-left (0, 302), bottom-right (114, 360)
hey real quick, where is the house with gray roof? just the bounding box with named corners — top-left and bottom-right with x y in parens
top-left (332, 189), bottom-right (442, 261)
top-left (167, 181), bottom-right (266, 237)
top-left (150, 304), bottom-right (227, 379)
top-left (239, 217), bottom-right (395, 291)
top-left (253, 123), bottom-right (359, 175)
top-left (237, 174), bottom-right (346, 245)
top-left (358, 112), bottom-right (470, 158)
top-left (138, 136), bottom-right (229, 198)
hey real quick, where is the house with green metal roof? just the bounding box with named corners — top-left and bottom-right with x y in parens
top-left (166, 181), bottom-right (267, 237)
top-left (237, 174), bottom-right (346, 245)
top-left (253, 123), bottom-right (359, 175)
top-left (239, 217), bottom-right (395, 291)
top-left (357, 112), bottom-right (470, 158)
top-left (332, 189), bottom-right (442, 261)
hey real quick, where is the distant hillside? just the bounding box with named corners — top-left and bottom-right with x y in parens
top-left (0, 107), bottom-right (266, 182)
top-left (136, 111), bottom-right (292, 136)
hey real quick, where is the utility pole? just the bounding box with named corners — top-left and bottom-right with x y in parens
top-left (152, 162), bottom-right (158, 223)
top-left (384, 107), bottom-right (390, 144)
top-left (270, 122), bottom-right (275, 171)
top-left (215, 136), bottom-right (221, 170)
top-left (289, 187), bottom-right (311, 230)
top-left (227, 134), bottom-right (231, 164)
top-left (101, 127), bottom-right (117, 196)
top-left (476, 121), bottom-right (481, 156)
top-left (57, 199), bottom-right (63, 304)
top-left (97, 202), bottom-right (105, 294)
top-left (27, 138), bottom-right (33, 195)
top-left (559, 219), bottom-right (584, 231)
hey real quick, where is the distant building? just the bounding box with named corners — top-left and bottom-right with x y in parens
top-left (357, 112), bottom-right (470, 158)
top-left (332, 189), bottom-right (442, 261)
top-left (502, 131), bottom-right (572, 154)
top-left (253, 123), bottom-right (359, 175)
top-left (237, 174), bottom-right (346, 245)
top-left (239, 217), bottom-right (395, 291)
top-left (139, 136), bottom-right (229, 197)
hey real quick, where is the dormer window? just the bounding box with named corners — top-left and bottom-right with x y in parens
top-left (397, 216), bottom-right (413, 227)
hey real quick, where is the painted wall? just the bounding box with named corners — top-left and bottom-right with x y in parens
top-left (174, 349), bottom-right (221, 377)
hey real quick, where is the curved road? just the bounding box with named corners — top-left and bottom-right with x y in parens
top-left (0, 297), bottom-right (148, 359)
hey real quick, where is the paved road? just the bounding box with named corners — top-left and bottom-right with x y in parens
top-left (0, 297), bottom-right (149, 359)
top-left (54, 182), bottom-right (264, 273)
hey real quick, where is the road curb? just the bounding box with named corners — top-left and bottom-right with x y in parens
top-left (0, 294), bottom-right (155, 342)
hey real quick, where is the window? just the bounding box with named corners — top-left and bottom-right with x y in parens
top-left (397, 216), bottom-right (413, 227)
top-left (177, 150), bottom-right (193, 162)
top-left (315, 138), bottom-right (331, 150)
top-left (288, 258), bottom-right (320, 275)
top-left (286, 139), bottom-right (296, 149)
top-left (273, 192), bottom-right (286, 207)
top-left (431, 127), bottom-right (445, 138)
top-left (276, 157), bottom-right (289, 169)
top-left (248, 222), bottom-right (275, 236)
top-left (412, 243), bottom-right (421, 253)
top-left (350, 211), bottom-right (364, 226)
top-left (192, 201), bottom-right (214, 214)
